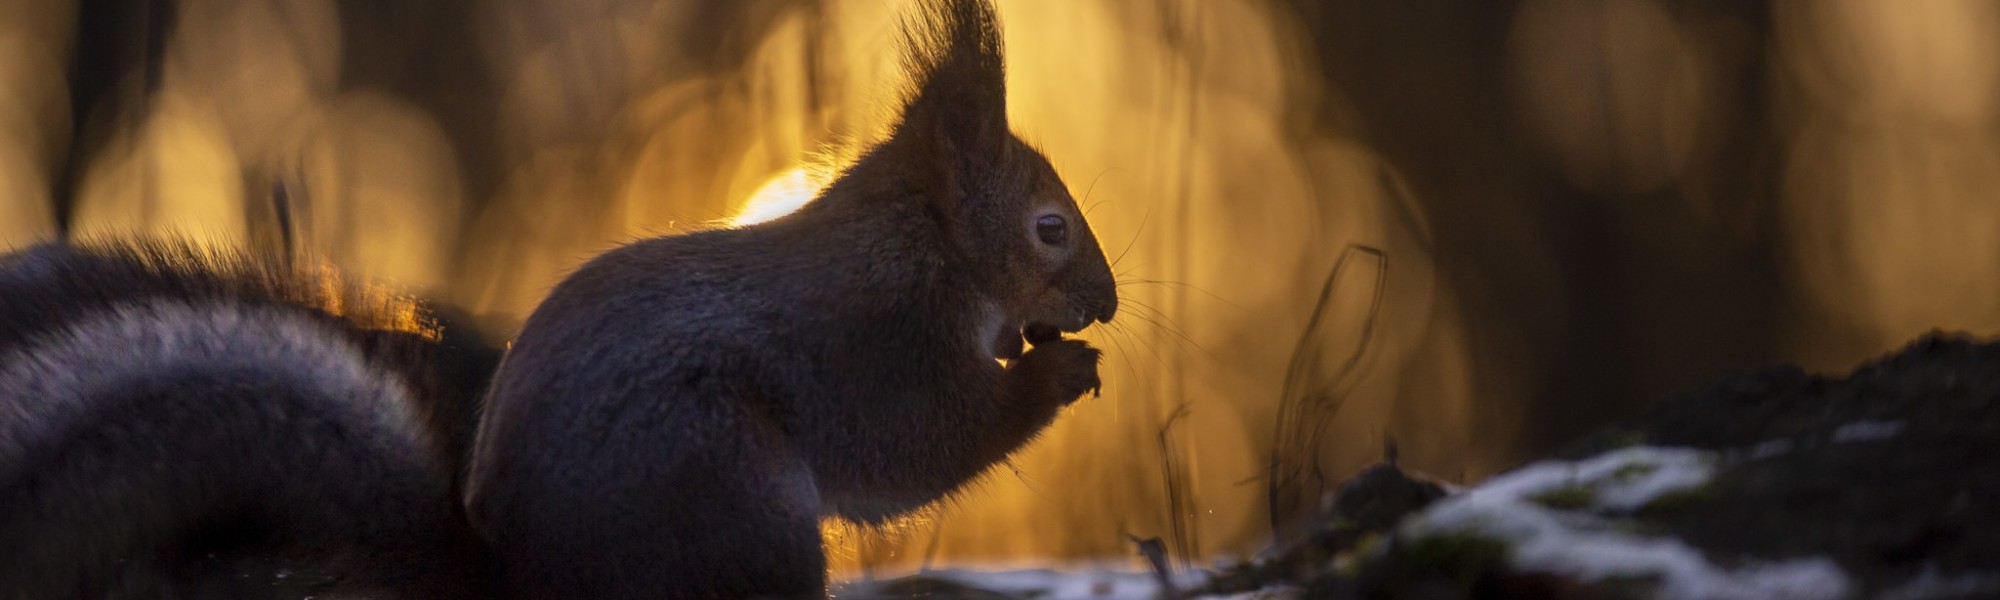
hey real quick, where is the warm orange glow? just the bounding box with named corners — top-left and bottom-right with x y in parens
top-left (72, 92), bottom-right (249, 251)
top-left (1774, 0), bottom-right (2000, 366)
top-left (17, 0), bottom-right (1469, 576)
top-left (0, 2), bottom-right (65, 251)
top-left (733, 167), bottom-right (824, 226)
top-left (296, 261), bottom-right (437, 340)
top-left (26, 0), bottom-right (2000, 584)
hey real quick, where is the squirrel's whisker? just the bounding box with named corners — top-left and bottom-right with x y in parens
top-left (1078, 168), bottom-right (1126, 218)
top-left (1116, 278), bottom-right (1244, 311)
top-left (1110, 207), bottom-right (1151, 268)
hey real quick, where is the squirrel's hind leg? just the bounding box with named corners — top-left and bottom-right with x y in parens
top-left (475, 397), bottom-right (827, 600)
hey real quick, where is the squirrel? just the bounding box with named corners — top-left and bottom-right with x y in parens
top-left (462, 0), bottom-right (1117, 597)
top-left (0, 240), bottom-right (500, 599)
top-left (0, 0), bottom-right (1112, 597)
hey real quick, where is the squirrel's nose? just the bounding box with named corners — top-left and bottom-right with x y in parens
top-left (1084, 290), bottom-right (1117, 325)
top-left (1090, 274), bottom-right (1118, 324)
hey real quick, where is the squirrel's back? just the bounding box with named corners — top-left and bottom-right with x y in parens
top-left (0, 241), bottom-right (497, 599)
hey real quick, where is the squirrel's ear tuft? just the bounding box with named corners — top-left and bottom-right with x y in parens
top-left (893, 0), bottom-right (1008, 162)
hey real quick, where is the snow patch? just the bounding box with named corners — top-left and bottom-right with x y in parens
top-left (1399, 446), bottom-right (1853, 600)
top-left (1474, 445), bottom-right (1713, 513)
top-left (837, 566), bottom-right (1234, 600)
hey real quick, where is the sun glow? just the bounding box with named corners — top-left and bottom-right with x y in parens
top-left (732, 167), bottom-right (824, 226)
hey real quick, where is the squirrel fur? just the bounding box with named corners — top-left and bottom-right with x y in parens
top-left (0, 241), bottom-right (499, 599)
top-left (464, 0), bottom-right (1118, 597)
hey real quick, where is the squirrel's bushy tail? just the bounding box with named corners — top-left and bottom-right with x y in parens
top-left (0, 243), bottom-right (494, 599)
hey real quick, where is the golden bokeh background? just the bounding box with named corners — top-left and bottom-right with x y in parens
top-left (6, 0), bottom-right (2000, 578)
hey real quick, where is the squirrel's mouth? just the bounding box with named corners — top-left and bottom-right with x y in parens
top-left (1023, 323), bottom-right (1065, 345)
top-left (989, 321), bottom-right (1078, 361)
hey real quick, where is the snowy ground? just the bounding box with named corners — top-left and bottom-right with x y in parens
top-left (835, 565), bottom-right (1295, 599)
top-left (838, 568), bottom-right (1170, 599)
top-left (1396, 445), bottom-right (1852, 600)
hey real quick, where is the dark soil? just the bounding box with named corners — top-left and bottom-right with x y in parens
top-left (1577, 332), bottom-right (2000, 596)
top-left (1232, 332), bottom-right (2000, 599)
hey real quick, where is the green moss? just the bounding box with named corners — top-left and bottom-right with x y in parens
top-left (1528, 484), bottom-right (1598, 511)
top-left (1637, 482), bottom-right (1715, 515)
top-left (1340, 532), bottom-right (1387, 575)
top-left (1610, 462), bottom-right (1659, 480)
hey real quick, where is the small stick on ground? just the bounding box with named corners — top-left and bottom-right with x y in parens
top-left (1130, 534), bottom-right (1180, 600)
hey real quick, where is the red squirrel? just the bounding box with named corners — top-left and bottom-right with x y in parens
top-left (0, 0), bottom-right (1108, 596)
top-left (464, 0), bottom-right (1118, 597)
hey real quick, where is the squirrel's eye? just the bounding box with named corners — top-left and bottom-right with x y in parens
top-left (1035, 215), bottom-right (1068, 246)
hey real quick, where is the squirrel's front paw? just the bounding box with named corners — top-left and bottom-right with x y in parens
top-left (1014, 339), bottom-right (1102, 406)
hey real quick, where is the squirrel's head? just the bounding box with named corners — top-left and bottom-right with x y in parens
top-left (859, 0), bottom-right (1117, 358)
